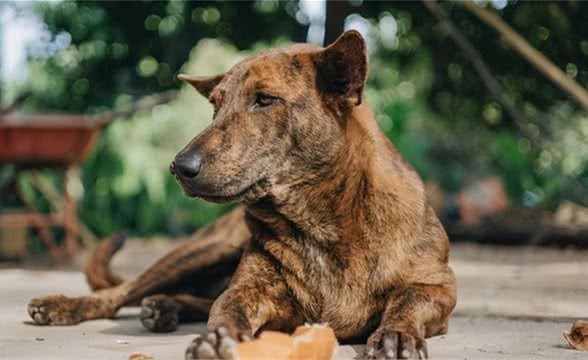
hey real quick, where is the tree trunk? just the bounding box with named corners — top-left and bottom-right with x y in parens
top-left (324, 1), bottom-right (353, 45)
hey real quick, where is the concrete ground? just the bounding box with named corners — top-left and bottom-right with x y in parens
top-left (0, 241), bottom-right (587, 359)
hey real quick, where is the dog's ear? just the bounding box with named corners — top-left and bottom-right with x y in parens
top-left (178, 73), bottom-right (225, 98)
top-left (313, 30), bottom-right (367, 113)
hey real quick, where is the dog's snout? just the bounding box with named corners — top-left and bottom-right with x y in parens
top-left (173, 153), bottom-right (202, 179)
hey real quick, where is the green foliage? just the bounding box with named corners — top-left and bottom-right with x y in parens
top-left (76, 40), bottom-right (243, 237)
top-left (25, 0), bottom-right (302, 113)
top-left (359, 1), bottom-right (588, 206)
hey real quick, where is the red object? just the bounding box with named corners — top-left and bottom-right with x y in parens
top-left (0, 113), bottom-right (109, 167)
top-left (0, 113), bottom-right (110, 261)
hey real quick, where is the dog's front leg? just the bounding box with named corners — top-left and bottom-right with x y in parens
top-left (185, 250), bottom-right (303, 360)
top-left (365, 282), bottom-right (456, 360)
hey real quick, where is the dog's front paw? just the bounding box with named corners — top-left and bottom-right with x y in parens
top-left (365, 325), bottom-right (428, 359)
top-left (140, 295), bottom-right (180, 333)
top-left (27, 295), bottom-right (83, 326)
top-left (185, 327), bottom-right (244, 360)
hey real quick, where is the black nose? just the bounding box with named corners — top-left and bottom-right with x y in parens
top-left (172, 153), bottom-right (202, 178)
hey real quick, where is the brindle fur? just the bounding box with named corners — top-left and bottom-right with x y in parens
top-left (28, 31), bottom-right (456, 359)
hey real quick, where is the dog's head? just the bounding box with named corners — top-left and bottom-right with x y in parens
top-left (171, 31), bottom-right (367, 203)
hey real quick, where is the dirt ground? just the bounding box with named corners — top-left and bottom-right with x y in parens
top-left (0, 241), bottom-right (587, 359)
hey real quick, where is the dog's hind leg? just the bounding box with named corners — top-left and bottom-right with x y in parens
top-left (140, 294), bottom-right (213, 333)
top-left (28, 206), bottom-right (249, 326)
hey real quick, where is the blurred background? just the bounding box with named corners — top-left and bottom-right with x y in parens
top-left (0, 0), bottom-right (587, 262)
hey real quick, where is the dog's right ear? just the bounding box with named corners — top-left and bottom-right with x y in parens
top-left (178, 73), bottom-right (225, 98)
top-left (313, 30), bottom-right (368, 113)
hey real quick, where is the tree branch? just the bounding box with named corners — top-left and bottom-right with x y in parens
top-left (423, 0), bottom-right (536, 143)
top-left (0, 92), bottom-right (32, 118)
top-left (460, 0), bottom-right (588, 112)
top-left (95, 89), bottom-right (179, 125)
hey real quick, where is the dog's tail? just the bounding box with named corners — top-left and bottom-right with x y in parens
top-left (84, 232), bottom-right (127, 291)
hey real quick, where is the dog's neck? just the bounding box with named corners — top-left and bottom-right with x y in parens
top-left (246, 104), bottom-right (382, 243)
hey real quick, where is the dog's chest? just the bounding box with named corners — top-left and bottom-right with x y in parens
top-left (261, 236), bottom-right (378, 335)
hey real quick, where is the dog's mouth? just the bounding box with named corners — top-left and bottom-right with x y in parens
top-left (179, 178), bottom-right (270, 204)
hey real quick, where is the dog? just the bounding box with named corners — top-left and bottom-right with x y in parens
top-left (28, 31), bottom-right (456, 360)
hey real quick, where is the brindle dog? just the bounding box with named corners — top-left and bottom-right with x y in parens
top-left (27, 31), bottom-right (456, 359)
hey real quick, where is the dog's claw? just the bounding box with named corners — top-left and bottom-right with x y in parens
top-left (196, 341), bottom-right (217, 359)
top-left (140, 305), bottom-right (154, 318)
top-left (383, 334), bottom-right (397, 359)
top-left (366, 326), bottom-right (427, 360)
top-left (185, 335), bottom-right (202, 360)
top-left (206, 331), bottom-right (218, 346)
top-left (27, 296), bottom-right (86, 326)
top-left (30, 307), bottom-right (49, 325)
top-left (185, 328), bottom-right (240, 360)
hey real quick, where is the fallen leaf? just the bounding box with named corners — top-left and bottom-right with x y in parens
top-left (128, 352), bottom-right (154, 360)
top-left (563, 320), bottom-right (588, 351)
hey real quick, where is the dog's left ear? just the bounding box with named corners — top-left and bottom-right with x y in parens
top-left (313, 30), bottom-right (367, 113)
top-left (178, 73), bottom-right (225, 98)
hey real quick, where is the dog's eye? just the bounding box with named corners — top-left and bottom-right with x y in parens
top-left (252, 93), bottom-right (278, 109)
